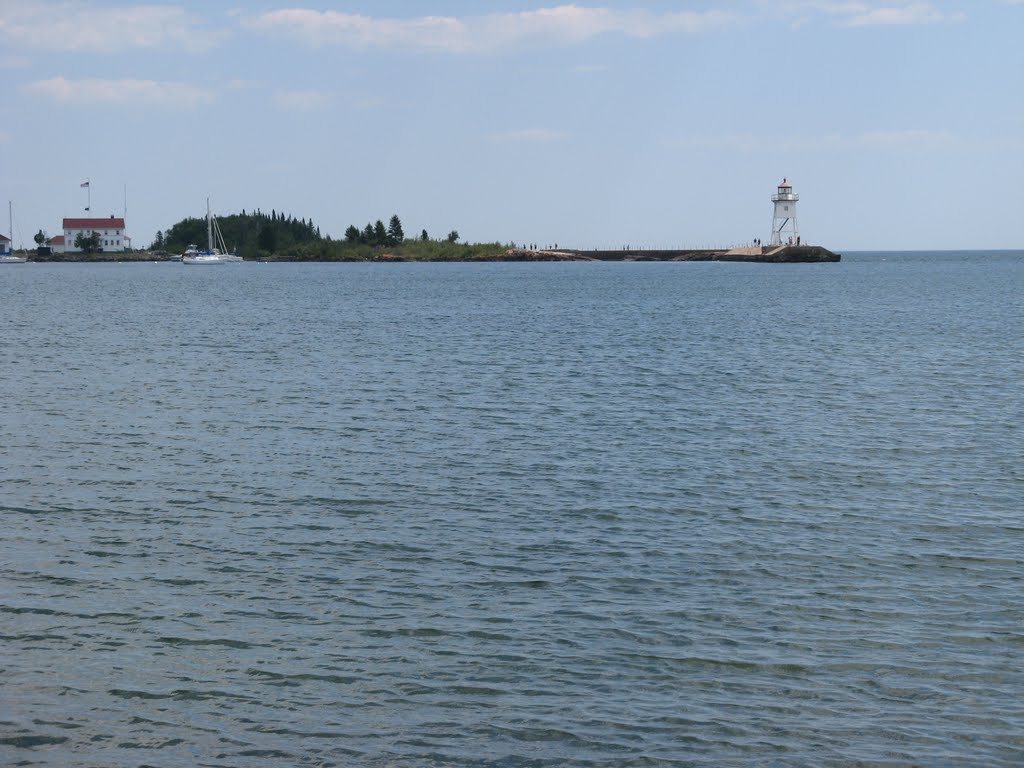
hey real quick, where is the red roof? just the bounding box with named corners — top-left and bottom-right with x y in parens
top-left (64, 217), bottom-right (126, 229)
top-left (48, 235), bottom-right (66, 245)
top-left (0, 234), bottom-right (10, 242)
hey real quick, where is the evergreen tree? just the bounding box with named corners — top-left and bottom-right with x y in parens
top-left (362, 223), bottom-right (375, 244)
top-left (447, 230), bottom-right (460, 243)
top-left (373, 220), bottom-right (387, 246)
top-left (387, 214), bottom-right (404, 245)
top-left (420, 229), bottom-right (429, 242)
top-left (74, 231), bottom-right (101, 253)
top-left (344, 225), bottom-right (361, 243)
top-left (258, 225), bottom-right (277, 253)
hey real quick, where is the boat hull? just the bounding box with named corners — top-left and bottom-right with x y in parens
top-left (182, 256), bottom-right (227, 265)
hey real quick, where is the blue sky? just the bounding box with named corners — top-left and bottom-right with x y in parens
top-left (2, 0), bottom-right (1022, 251)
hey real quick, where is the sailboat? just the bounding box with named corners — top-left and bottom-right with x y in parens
top-left (1, 202), bottom-right (28, 263)
top-left (182, 199), bottom-right (241, 265)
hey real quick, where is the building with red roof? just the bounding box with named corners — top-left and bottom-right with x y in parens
top-left (47, 234), bottom-right (66, 254)
top-left (0, 233), bottom-right (10, 255)
top-left (63, 215), bottom-right (127, 252)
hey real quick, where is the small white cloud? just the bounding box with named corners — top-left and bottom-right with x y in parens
top-left (675, 129), bottom-right (955, 152)
top-left (844, 3), bottom-right (964, 26)
top-left (0, 1), bottom-right (218, 52)
top-left (26, 77), bottom-right (215, 109)
top-left (226, 79), bottom-right (262, 91)
top-left (245, 6), bottom-right (737, 53)
top-left (0, 55), bottom-right (32, 69)
top-left (858, 129), bottom-right (955, 146)
top-left (764, 1), bottom-right (964, 27)
top-left (273, 89), bottom-right (331, 111)
top-left (488, 128), bottom-right (569, 143)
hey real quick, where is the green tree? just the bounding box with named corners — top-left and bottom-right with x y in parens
top-left (151, 230), bottom-right (165, 250)
top-left (362, 223), bottom-right (375, 244)
top-left (34, 229), bottom-right (47, 246)
top-left (257, 225), bottom-right (278, 253)
top-left (74, 230), bottom-right (101, 254)
top-left (387, 214), bottom-right (404, 245)
top-left (373, 219), bottom-right (388, 246)
top-left (344, 225), bottom-right (361, 243)
top-left (420, 229), bottom-right (429, 242)
top-left (446, 230), bottom-right (460, 243)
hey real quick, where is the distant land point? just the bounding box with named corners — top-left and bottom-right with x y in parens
top-left (24, 243), bottom-right (841, 264)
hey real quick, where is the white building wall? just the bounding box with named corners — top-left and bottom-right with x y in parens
top-left (64, 223), bottom-right (126, 252)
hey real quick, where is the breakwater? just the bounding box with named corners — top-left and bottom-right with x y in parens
top-left (513, 245), bottom-right (841, 263)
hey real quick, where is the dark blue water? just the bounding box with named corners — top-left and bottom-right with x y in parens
top-left (2, 253), bottom-right (1022, 766)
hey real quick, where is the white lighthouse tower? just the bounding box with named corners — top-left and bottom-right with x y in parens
top-left (770, 178), bottom-right (800, 246)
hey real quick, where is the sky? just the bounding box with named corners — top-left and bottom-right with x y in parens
top-left (1, 0), bottom-right (1022, 251)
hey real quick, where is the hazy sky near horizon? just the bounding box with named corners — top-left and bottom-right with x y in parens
top-left (1, 0), bottom-right (1022, 251)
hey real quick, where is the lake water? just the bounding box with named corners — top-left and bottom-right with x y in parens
top-left (1, 252), bottom-right (1022, 767)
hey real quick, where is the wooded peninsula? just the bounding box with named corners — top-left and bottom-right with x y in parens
top-left (153, 210), bottom-right (511, 262)
top-left (32, 209), bottom-right (839, 263)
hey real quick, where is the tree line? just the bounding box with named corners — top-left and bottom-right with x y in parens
top-left (153, 209), bottom-right (321, 259)
top-left (342, 215), bottom-right (459, 247)
top-left (153, 210), bottom-right (464, 260)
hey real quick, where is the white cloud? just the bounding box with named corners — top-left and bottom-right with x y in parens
top-left (858, 129), bottom-right (955, 146)
top-left (25, 77), bottom-right (214, 109)
top-left (676, 129), bottom-right (955, 152)
top-left (488, 128), bottom-right (569, 143)
top-left (273, 89), bottom-right (331, 111)
top-left (0, 1), bottom-right (218, 52)
top-left (765, 1), bottom-right (965, 26)
top-left (245, 5), bottom-right (737, 53)
top-left (0, 55), bottom-right (32, 69)
top-left (844, 3), bottom-right (965, 26)
top-left (226, 79), bottom-right (262, 91)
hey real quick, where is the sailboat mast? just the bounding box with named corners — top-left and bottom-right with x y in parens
top-left (206, 197), bottom-right (213, 252)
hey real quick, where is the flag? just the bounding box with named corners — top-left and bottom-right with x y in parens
top-left (80, 181), bottom-right (90, 188)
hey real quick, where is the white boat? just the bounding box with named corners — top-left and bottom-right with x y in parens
top-left (1, 202), bottom-right (27, 263)
top-left (182, 199), bottom-right (241, 265)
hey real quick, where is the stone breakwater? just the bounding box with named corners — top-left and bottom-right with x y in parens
top-left (507, 245), bottom-right (841, 263)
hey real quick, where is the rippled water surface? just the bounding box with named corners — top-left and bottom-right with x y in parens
top-left (2, 253), bottom-right (1022, 766)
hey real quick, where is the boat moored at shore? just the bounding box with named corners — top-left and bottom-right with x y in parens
top-left (181, 199), bottom-right (241, 265)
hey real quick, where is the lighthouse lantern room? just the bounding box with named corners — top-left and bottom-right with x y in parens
top-left (770, 178), bottom-right (800, 246)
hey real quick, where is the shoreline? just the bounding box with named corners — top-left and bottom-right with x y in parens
top-left (21, 244), bottom-right (840, 264)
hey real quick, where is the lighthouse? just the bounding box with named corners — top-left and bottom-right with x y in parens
top-left (770, 178), bottom-right (800, 246)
